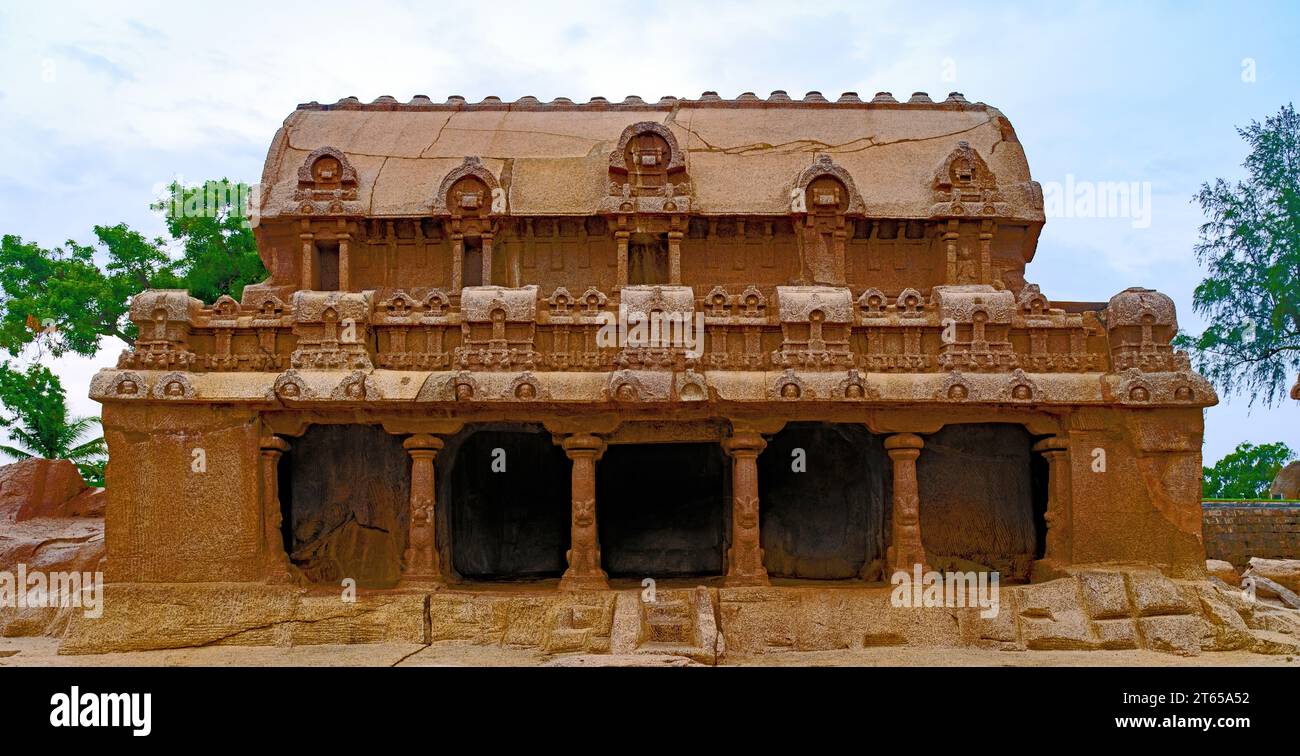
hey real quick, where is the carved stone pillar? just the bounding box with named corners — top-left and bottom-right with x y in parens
top-left (450, 232), bottom-right (464, 291)
top-left (722, 430), bottom-right (770, 587)
top-left (258, 436), bottom-right (293, 580)
top-left (614, 229), bottom-right (630, 290)
top-left (299, 221), bottom-right (315, 290)
top-left (338, 226), bottom-right (352, 291)
top-left (1032, 436), bottom-right (1071, 579)
top-left (942, 219), bottom-right (959, 283)
top-left (885, 433), bottom-right (928, 576)
top-left (559, 434), bottom-right (609, 590)
top-left (667, 229), bottom-right (683, 285)
top-left (831, 221), bottom-right (847, 286)
top-left (978, 219), bottom-right (995, 285)
top-left (401, 434), bottom-right (444, 585)
top-left (481, 231), bottom-right (494, 287)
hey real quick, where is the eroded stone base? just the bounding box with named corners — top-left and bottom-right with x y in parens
top-left (59, 584), bottom-right (425, 654)
top-left (57, 569), bottom-right (1300, 661)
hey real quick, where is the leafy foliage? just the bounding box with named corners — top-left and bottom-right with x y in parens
top-left (1177, 104), bottom-right (1300, 405)
top-left (0, 227), bottom-right (178, 358)
top-left (152, 179), bottom-right (265, 304)
top-left (0, 362), bottom-right (106, 485)
top-left (0, 178), bottom-right (266, 484)
top-left (1202, 441), bottom-right (1296, 499)
top-left (0, 178), bottom-right (265, 359)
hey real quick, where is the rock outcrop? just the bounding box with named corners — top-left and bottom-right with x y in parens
top-left (0, 459), bottom-right (106, 637)
top-left (1271, 461), bottom-right (1300, 499)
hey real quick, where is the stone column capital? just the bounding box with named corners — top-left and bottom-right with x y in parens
top-left (884, 432), bottom-right (924, 456)
top-left (403, 433), bottom-right (445, 454)
top-left (260, 436), bottom-right (290, 454)
top-left (561, 433), bottom-right (606, 458)
top-left (722, 430), bottom-right (766, 457)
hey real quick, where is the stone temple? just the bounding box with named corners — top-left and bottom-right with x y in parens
top-left (70, 90), bottom-right (1249, 659)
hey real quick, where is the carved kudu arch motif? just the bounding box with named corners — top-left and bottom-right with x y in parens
top-left (608, 121), bottom-right (687, 177)
top-left (789, 154), bottom-right (865, 215)
top-left (933, 140), bottom-right (997, 197)
top-left (296, 146), bottom-right (359, 196)
top-left (431, 156), bottom-right (504, 216)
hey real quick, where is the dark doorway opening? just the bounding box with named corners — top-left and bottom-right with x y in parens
top-left (315, 242), bottom-right (340, 290)
top-left (917, 423), bottom-right (1047, 581)
top-left (442, 425), bottom-right (571, 580)
top-left (759, 423), bottom-right (889, 579)
top-left (281, 424), bottom-right (409, 587)
top-left (597, 443), bottom-right (727, 577)
top-left (462, 237), bottom-right (484, 287)
top-left (628, 233), bottom-right (669, 285)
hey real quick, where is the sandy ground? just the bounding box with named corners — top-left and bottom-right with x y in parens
top-left (1, 637), bottom-right (1296, 667)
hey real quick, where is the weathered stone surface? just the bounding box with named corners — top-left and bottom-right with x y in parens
top-left (1249, 630), bottom-right (1300, 655)
top-left (61, 584), bottom-right (425, 654)
top-left (1251, 608), bottom-right (1300, 636)
top-left (916, 424), bottom-right (1039, 581)
top-left (1016, 579), bottom-right (1095, 650)
top-left (1246, 557), bottom-right (1300, 594)
top-left (1129, 570), bottom-right (1198, 616)
top-left (64, 487), bottom-right (106, 518)
top-left (0, 459), bottom-right (90, 522)
top-left (1205, 558), bottom-right (1240, 586)
top-left (284, 425), bottom-right (410, 588)
top-left (1271, 461), bottom-right (1300, 499)
top-left (0, 459), bottom-right (105, 639)
top-left (1196, 585), bottom-right (1254, 651)
top-left (759, 424), bottom-right (886, 579)
top-left (1077, 569), bottom-right (1130, 619)
top-left (1138, 615), bottom-right (1202, 655)
top-left (1091, 619), bottom-right (1139, 650)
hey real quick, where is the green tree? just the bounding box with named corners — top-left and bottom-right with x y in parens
top-left (0, 363), bottom-right (106, 486)
top-left (1202, 441), bottom-right (1296, 499)
top-left (1177, 103), bottom-right (1300, 405)
top-left (0, 226), bottom-right (179, 357)
top-left (152, 179), bottom-right (265, 304)
top-left (0, 178), bottom-right (265, 358)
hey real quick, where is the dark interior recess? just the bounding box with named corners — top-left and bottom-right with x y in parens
top-left (758, 423), bottom-right (889, 579)
top-left (596, 442), bottom-right (727, 577)
top-left (315, 242), bottom-right (340, 290)
top-left (281, 424), bottom-right (410, 588)
top-left (916, 423), bottom-right (1047, 580)
top-left (443, 426), bottom-right (571, 579)
top-left (462, 237), bottom-right (484, 287)
top-left (627, 232), bottom-right (669, 285)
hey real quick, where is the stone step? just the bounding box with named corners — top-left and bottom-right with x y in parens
top-left (544, 627), bottom-right (591, 654)
top-left (609, 587), bottom-right (719, 664)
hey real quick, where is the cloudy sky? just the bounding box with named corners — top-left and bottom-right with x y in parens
top-left (1, 0), bottom-right (1296, 464)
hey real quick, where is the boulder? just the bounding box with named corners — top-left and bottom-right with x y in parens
top-left (1241, 573), bottom-right (1300, 609)
top-left (0, 458), bottom-right (105, 638)
top-left (0, 458), bottom-right (90, 522)
top-left (1246, 557), bottom-right (1300, 594)
top-left (1270, 461), bottom-right (1300, 499)
top-left (65, 487), bottom-right (106, 517)
top-left (1205, 559), bottom-right (1240, 586)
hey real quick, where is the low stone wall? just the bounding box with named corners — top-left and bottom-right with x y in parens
top-left (1203, 502), bottom-right (1300, 569)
